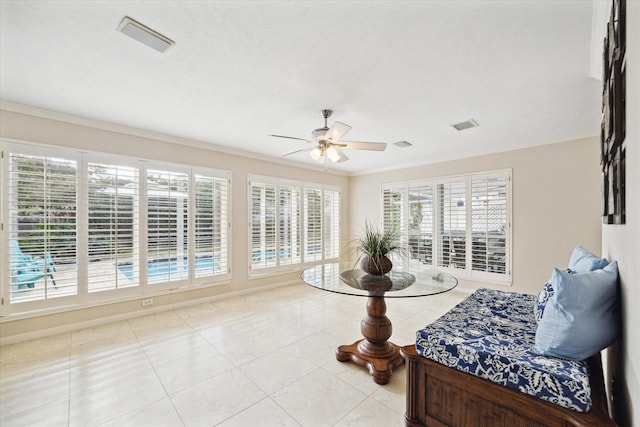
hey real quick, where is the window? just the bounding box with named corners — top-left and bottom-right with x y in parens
top-left (279, 185), bottom-right (302, 266)
top-left (303, 188), bottom-right (322, 262)
top-left (6, 149), bottom-right (78, 305)
top-left (323, 189), bottom-right (340, 259)
top-left (249, 175), bottom-right (340, 274)
top-left (381, 169), bottom-right (511, 284)
top-left (146, 168), bottom-right (190, 285)
top-left (194, 173), bottom-right (229, 279)
top-left (250, 181), bottom-right (276, 269)
top-left (1, 141), bottom-right (231, 314)
top-left (87, 161), bottom-right (140, 292)
top-left (438, 179), bottom-right (467, 269)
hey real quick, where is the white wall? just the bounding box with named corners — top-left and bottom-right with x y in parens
top-left (0, 108), bottom-right (350, 342)
top-left (602, 2), bottom-right (639, 425)
top-left (350, 137), bottom-right (602, 296)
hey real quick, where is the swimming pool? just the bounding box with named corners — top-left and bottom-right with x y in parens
top-left (118, 256), bottom-right (221, 283)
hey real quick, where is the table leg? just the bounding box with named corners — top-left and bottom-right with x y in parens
top-left (335, 294), bottom-right (404, 385)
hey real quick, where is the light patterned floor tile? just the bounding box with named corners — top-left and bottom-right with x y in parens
top-left (99, 397), bottom-right (185, 427)
top-left (334, 396), bottom-right (404, 427)
top-left (217, 398), bottom-right (300, 427)
top-left (0, 333), bottom-right (70, 363)
top-left (0, 395), bottom-right (69, 427)
top-left (0, 282), bottom-right (466, 427)
top-left (239, 346), bottom-right (320, 394)
top-left (141, 331), bottom-right (214, 366)
top-left (69, 362), bottom-right (167, 427)
top-left (154, 345), bottom-right (234, 395)
top-left (170, 369), bottom-right (266, 427)
top-left (272, 368), bottom-right (368, 426)
top-left (71, 320), bottom-right (136, 347)
top-left (0, 369), bottom-right (70, 420)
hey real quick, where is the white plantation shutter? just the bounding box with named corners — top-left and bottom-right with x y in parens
top-left (382, 184), bottom-right (435, 266)
top-left (248, 176), bottom-right (341, 273)
top-left (250, 181), bottom-right (277, 269)
top-left (304, 188), bottom-right (322, 262)
top-left (194, 174), bottom-right (229, 279)
top-left (380, 170), bottom-right (510, 283)
top-left (438, 180), bottom-right (467, 269)
top-left (381, 186), bottom-right (407, 264)
top-left (2, 141), bottom-right (232, 314)
top-left (87, 162), bottom-right (139, 292)
top-left (471, 175), bottom-right (509, 276)
top-left (382, 187), bottom-right (404, 232)
top-left (408, 184), bottom-right (434, 266)
top-left (279, 185), bottom-right (302, 266)
top-left (323, 190), bottom-right (340, 260)
top-left (7, 151), bottom-right (78, 303)
top-left (147, 169), bottom-right (189, 284)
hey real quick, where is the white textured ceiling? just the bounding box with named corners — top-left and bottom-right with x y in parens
top-left (0, 1), bottom-right (602, 175)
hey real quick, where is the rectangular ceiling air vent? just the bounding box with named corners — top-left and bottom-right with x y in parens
top-left (117, 16), bottom-right (175, 53)
top-left (393, 140), bottom-right (412, 148)
top-left (451, 119), bottom-right (479, 131)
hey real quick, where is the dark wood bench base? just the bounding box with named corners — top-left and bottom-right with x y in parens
top-left (401, 345), bottom-right (617, 427)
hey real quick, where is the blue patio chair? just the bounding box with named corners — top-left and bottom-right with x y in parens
top-left (10, 240), bottom-right (57, 290)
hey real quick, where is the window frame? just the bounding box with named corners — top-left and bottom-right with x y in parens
top-left (381, 169), bottom-right (512, 285)
top-left (247, 174), bottom-right (340, 277)
top-left (1, 139), bottom-right (232, 315)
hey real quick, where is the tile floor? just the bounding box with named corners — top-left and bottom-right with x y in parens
top-left (0, 283), bottom-right (466, 427)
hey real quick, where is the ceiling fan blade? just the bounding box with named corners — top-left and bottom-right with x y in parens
top-left (340, 141), bottom-right (387, 151)
top-left (330, 146), bottom-right (349, 163)
top-left (282, 146), bottom-right (315, 157)
top-left (323, 121), bottom-right (351, 142)
top-left (270, 134), bottom-right (311, 142)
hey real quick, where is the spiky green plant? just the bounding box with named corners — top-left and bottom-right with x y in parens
top-left (354, 221), bottom-right (406, 260)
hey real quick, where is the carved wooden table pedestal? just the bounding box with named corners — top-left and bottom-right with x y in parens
top-left (336, 294), bottom-right (404, 384)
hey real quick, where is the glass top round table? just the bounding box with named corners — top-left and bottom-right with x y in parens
top-left (301, 262), bottom-right (457, 298)
top-left (301, 262), bottom-right (457, 385)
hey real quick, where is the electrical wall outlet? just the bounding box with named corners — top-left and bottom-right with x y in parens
top-left (142, 298), bottom-right (153, 307)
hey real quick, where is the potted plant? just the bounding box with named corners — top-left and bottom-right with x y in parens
top-left (353, 221), bottom-right (406, 275)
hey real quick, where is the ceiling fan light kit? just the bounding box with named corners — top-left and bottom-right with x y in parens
top-left (310, 147), bottom-right (323, 161)
top-left (272, 109), bottom-right (388, 164)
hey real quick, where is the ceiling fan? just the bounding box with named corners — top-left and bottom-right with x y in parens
top-left (270, 109), bottom-right (387, 163)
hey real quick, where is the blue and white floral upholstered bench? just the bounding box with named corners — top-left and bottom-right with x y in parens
top-left (402, 246), bottom-right (619, 427)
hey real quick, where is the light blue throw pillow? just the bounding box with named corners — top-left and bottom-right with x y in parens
top-left (568, 245), bottom-right (609, 273)
top-left (534, 261), bottom-right (619, 360)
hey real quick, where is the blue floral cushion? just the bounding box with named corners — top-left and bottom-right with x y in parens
top-left (415, 288), bottom-right (591, 412)
top-left (534, 269), bottom-right (573, 322)
top-left (534, 282), bottom-right (554, 322)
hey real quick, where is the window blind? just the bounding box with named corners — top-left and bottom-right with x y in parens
top-left (471, 176), bottom-right (508, 274)
top-left (303, 188), bottom-right (322, 262)
top-left (147, 169), bottom-right (189, 284)
top-left (248, 176), bottom-right (341, 273)
top-left (250, 181), bottom-right (277, 269)
top-left (194, 174), bottom-right (229, 278)
top-left (279, 185), bottom-right (302, 266)
top-left (438, 180), bottom-right (467, 269)
top-left (87, 162), bottom-right (139, 292)
top-left (408, 185), bottom-right (433, 265)
top-left (2, 141), bottom-right (232, 315)
top-left (7, 152), bottom-right (77, 303)
top-left (323, 190), bottom-right (340, 260)
top-left (381, 170), bottom-right (510, 283)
